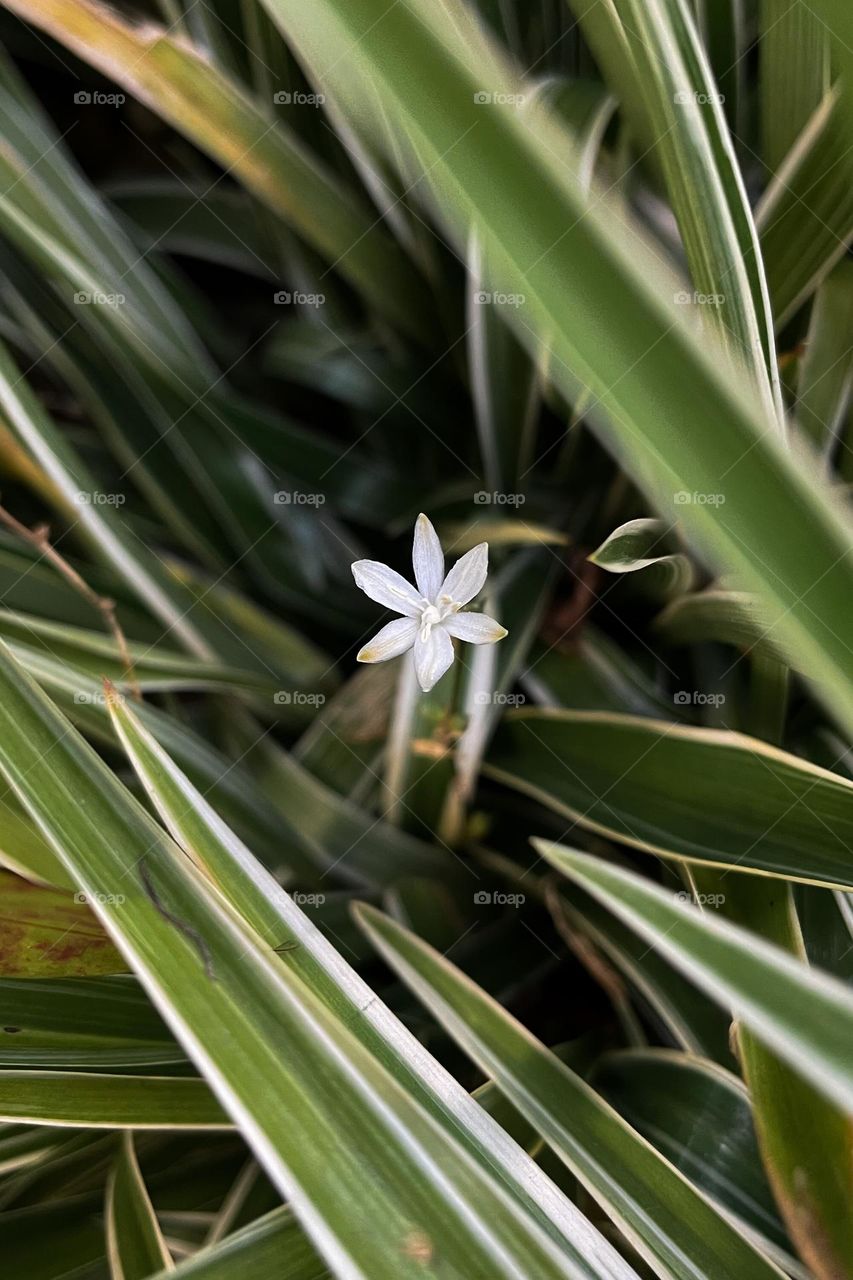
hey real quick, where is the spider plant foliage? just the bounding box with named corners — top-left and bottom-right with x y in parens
top-left (0, 0), bottom-right (850, 1275)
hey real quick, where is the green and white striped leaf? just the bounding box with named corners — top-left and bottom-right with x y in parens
top-left (106, 1133), bottom-right (174, 1279)
top-left (591, 1050), bottom-right (800, 1273)
top-left (486, 709), bottom-right (853, 887)
top-left (759, 0), bottom-right (830, 173)
top-left (7, 645), bottom-right (441, 888)
top-left (356, 902), bottom-right (786, 1280)
top-left (653, 591), bottom-right (778, 661)
top-left (150, 1208), bottom-right (327, 1280)
top-left (566, 0), bottom-right (782, 419)
top-left (0, 975), bottom-right (171, 1041)
top-left (795, 259), bottom-right (853, 455)
top-left (0, 1072), bottom-right (228, 1129)
top-left (588, 519), bottom-right (694, 598)
top-left (0, 611), bottom-right (276, 697)
top-left (0, 640), bottom-right (634, 1280)
top-left (757, 87), bottom-right (853, 326)
top-left (537, 842), bottom-right (853, 1114)
top-left (105, 685), bottom-right (632, 1271)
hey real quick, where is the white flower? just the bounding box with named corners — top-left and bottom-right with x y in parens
top-left (352, 514), bottom-right (508, 692)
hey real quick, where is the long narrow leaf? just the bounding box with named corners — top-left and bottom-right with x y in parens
top-left (537, 842), bottom-right (853, 1113)
top-left (0, 640), bottom-right (633, 1280)
top-left (105, 685), bottom-right (630, 1270)
top-left (356, 902), bottom-right (786, 1280)
top-left (105, 1133), bottom-right (174, 1278)
top-left (486, 709), bottom-right (853, 887)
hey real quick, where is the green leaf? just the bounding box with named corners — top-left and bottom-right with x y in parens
top-left (0, 1036), bottom-right (187, 1072)
top-left (0, 51), bottom-right (210, 384)
top-left (356, 902), bottom-right (786, 1280)
top-left (759, 0), bottom-right (830, 172)
top-left (468, 233), bottom-right (539, 490)
top-left (757, 87), bottom-right (853, 326)
top-left (0, 640), bottom-right (634, 1279)
top-left (536, 842), bottom-right (853, 1114)
top-left (486, 709), bottom-right (853, 887)
top-left (653, 590), bottom-right (778, 662)
top-left (0, 1198), bottom-right (106, 1280)
top-left (588, 518), bottom-right (694, 598)
top-left (105, 684), bottom-right (633, 1269)
top-left (0, 56), bottom-right (358, 599)
top-left (0, 611), bottom-right (276, 697)
top-left (794, 883), bottom-right (853, 981)
top-left (0, 975), bottom-right (171, 1041)
top-left (0, 790), bottom-right (72, 888)
top-left (8, 644), bottom-right (440, 888)
top-left (665, 866), bottom-right (853, 1280)
top-left (522, 628), bottom-right (673, 719)
top-left (0, 1072), bottom-right (229, 1128)
top-left (591, 1050), bottom-right (799, 1270)
top-left (0, 974), bottom-right (188, 1066)
top-left (806, 2), bottom-right (853, 133)
top-left (105, 180), bottom-right (277, 278)
top-left (293, 663), bottom-right (392, 795)
top-left (795, 259), bottom-right (853, 454)
top-left (448, 548), bottom-right (557, 817)
top-left (150, 1207), bottom-right (328, 1280)
top-left (566, 0), bottom-right (782, 418)
top-left (106, 1133), bottom-right (174, 1278)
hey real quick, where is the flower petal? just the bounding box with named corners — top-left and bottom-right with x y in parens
top-left (440, 542), bottom-right (488, 606)
top-left (443, 612), bottom-right (508, 644)
top-left (357, 617), bottom-right (418, 664)
top-left (412, 513), bottom-right (444, 600)
top-left (351, 560), bottom-right (423, 617)
top-left (413, 626), bottom-right (454, 692)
